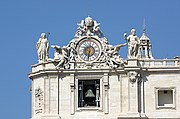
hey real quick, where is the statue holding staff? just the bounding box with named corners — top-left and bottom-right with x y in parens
top-left (124, 29), bottom-right (140, 58)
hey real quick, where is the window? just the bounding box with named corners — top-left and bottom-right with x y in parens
top-left (78, 79), bottom-right (100, 108)
top-left (155, 87), bottom-right (176, 109)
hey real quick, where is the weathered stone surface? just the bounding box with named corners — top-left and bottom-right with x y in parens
top-left (29, 17), bottom-right (180, 119)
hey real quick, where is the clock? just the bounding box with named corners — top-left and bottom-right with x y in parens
top-left (77, 38), bottom-right (101, 62)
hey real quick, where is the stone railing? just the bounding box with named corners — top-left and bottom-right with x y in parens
top-left (30, 59), bottom-right (180, 73)
top-left (139, 59), bottom-right (180, 67)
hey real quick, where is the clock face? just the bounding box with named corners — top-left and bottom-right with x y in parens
top-left (78, 39), bottom-right (101, 62)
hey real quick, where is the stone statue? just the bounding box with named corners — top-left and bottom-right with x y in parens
top-left (67, 41), bottom-right (77, 61)
top-left (36, 33), bottom-right (49, 63)
top-left (106, 43), bottom-right (126, 68)
top-left (51, 45), bottom-right (70, 69)
top-left (75, 16), bottom-right (104, 38)
top-left (124, 29), bottom-right (140, 58)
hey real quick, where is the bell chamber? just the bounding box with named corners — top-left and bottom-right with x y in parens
top-left (78, 79), bottom-right (100, 107)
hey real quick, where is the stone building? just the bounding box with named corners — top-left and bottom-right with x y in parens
top-left (28, 17), bottom-right (180, 119)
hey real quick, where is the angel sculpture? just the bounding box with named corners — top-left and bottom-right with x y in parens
top-left (51, 45), bottom-right (70, 69)
top-left (106, 43), bottom-right (127, 68)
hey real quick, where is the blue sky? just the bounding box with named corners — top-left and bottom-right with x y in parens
top-left (0, 0), bottom-right (180, 119)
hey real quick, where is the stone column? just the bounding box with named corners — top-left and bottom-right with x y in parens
top-left (144, 47), bottom-right (148, 58)
top-left (140, 77), bottom-right (146, 117)
top-left (70, 74), bottom-right (75, 115)
top-left (44, 75), bottom-right (50, 114)
top-left (103, 73), bottom-right (109, 114)
top-left (96, 84), bottom-right (100, 107)
top-left (32, 79), bottom-right (35, 118)
top-left (49, 76), bottom-right (59, 114)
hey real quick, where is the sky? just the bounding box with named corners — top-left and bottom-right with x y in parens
top-left (0, 0), bottom-right (180, 119)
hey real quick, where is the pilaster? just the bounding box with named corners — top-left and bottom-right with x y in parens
top-left (121, 59), bottom-right (142, 118)
top-left (69, 74), bottom-right (75, 115)
top-left (103, 73), bottom-right (109, 114)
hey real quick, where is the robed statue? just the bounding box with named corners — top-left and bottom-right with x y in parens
top-left (124, 29), bottom-right (140, 58)
top-left (36, 33), bottom-right (49, 63)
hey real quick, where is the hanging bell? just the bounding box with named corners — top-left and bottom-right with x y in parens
top-left (85, 89), bottom-right (95, 97)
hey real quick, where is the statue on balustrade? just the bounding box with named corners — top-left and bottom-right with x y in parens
top-left (51, 45), bottom-right (70, 69)
top-left (124, 29), bottom-right (140, 58)
top-left (105, 43), bottom-right (127, 68)
top-left (36, 33), bottom-right (49, 63)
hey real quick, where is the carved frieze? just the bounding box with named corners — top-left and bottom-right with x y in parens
top-left (35, 87), bottom-right (43, 114)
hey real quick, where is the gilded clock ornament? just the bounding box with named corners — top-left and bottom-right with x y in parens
top-left (77, 38), bottom-right (101, 62)
top-left (48, 16), bottom-right (127, 69)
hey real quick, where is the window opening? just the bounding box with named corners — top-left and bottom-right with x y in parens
top-left (158, 90), bottom-right (173, 107)
top-left (78, 80), bottom-right (100, 107)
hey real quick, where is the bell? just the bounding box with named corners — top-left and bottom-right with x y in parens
top-left (85, 89), bottom-right (95, 97)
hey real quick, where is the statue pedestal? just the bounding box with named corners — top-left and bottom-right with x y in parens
top-left (127, 58), bottom-right (139, 67)
top-left (122, 58), bottom-right (146, 118)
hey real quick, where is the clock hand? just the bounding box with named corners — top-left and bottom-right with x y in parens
top-left (87, 49), bottom-right (90, 60)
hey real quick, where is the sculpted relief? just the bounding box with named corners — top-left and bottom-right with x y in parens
top-left (36, 17), bottom-right (145, 69)
top-left (75, 16), bottom-right (104, 38)
top-left (35, 87), bottom-right (43, 114)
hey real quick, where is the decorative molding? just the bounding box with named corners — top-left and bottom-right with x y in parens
top-left (128, 71), bottom-right (140, 84)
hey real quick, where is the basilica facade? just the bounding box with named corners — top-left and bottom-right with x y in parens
top-left (28, 17), bottom-right (180, 119)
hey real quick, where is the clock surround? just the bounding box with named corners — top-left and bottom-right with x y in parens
top-left (77, 36), bottom-right (102, 62)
